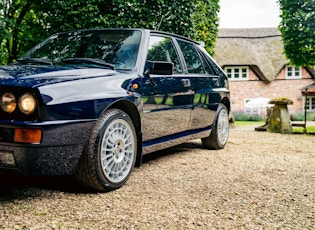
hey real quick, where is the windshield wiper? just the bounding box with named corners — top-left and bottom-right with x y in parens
top-left (59, 58), bottom-right (115, 70)
top-left (16, 58), bottom-right (53, 65)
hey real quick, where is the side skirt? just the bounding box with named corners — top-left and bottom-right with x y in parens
top-left (142, 126), bottom-right (212, 155)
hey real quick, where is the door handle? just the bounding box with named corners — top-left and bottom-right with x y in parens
top-left (181, 79), bottom-right (191, 87)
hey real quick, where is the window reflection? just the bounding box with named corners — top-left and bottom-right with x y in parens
top-left (147, 36), bottom-right (182, 74)
top-left (21, 30), bottom-right (142, 69)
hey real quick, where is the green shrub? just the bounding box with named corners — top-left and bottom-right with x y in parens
top-left (291, 111), bottom-right (315, 121)
top-left (308, 112), bottom-right (315, 121)
top-left (232, 111), bottom-right (263, 121)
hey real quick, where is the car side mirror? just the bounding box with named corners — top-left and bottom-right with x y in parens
top-left (144, 61), bottom-right (174, 75)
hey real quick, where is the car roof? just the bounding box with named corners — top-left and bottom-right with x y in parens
top-left (144, 29), bottom-right (198, 44)
top-left (53, 28), bottom-right (200, 46)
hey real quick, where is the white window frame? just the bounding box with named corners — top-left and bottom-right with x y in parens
top-left (304, 96), bottom-right (315, 111)
top-left (224, 66), bottom-right (248, 80)
top-left (286, 66), bottom-right (302, 79)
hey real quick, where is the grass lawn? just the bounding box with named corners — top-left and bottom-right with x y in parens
top-left (234, 121), bottom-right (315, 134)
top-left (234, 121), bottom-right (264, 126)
top-left (293, 126), bottom-right (315, 133)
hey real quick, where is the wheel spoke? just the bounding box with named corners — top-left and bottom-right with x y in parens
top-left (105, 158), bottom-right (115, 172)
top-left (217, 109), bottom-right (229, 145)
top-left (100, 118), bottom-right (135, 183)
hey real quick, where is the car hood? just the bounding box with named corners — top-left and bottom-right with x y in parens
top-left (0, 65), bottom-right (118, 88)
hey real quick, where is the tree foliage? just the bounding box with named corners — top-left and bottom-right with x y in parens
top-left (0, 0), bottom-right (220, 65)
top-left (192, 0), bottom-right (219, 56)
top-left (0, 0), bottom-right (31, 63)
top-left (278, 0), bottom-right (315, 67)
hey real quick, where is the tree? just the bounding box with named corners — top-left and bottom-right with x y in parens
top-left (0, 0), bottom-right (32, 63)
top-left (95, 0), bottom-right (220, 55)
top-left (278, 0), bottom-right (315, 67)
top-left (0, 0), bottom-right (49, 64)
top-left (0, 0), bottom-right (107, 64)
top-left (192, 0), bottom-right (219, 56)
top-left (0, 0), bottom-right (220, 65)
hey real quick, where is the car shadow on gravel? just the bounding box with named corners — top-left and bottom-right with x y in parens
top-left (0, 141), bottom-right (204, 199)
top-left (0, 174), bottom-right (91, 200)
top-left (142, 141), bottom-right (203, 164)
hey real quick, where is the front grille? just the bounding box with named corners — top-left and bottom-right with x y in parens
top-left (0, 127), bottom-right (14, 142)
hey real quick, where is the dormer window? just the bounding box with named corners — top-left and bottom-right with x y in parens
top-left (224, 66), bottom-right (248, 80)
top-left (286, 66), bottom-right (301, 79)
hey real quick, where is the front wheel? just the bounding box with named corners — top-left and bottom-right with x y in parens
top-left (202, 104), bottom-right (229, 150)
top-left (75, 109), bottom-right (137, 192)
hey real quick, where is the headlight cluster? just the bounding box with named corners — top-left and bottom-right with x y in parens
top-left (1, 92), bottom-right (36, 115)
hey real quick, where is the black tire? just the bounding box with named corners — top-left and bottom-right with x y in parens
top-left (202, 104), bottom-right (229, 150)
top-left (75, 109), bottom-right (137, 192)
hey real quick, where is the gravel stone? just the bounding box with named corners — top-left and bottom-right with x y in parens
top-left (0, 127), bottom-right (314, 229)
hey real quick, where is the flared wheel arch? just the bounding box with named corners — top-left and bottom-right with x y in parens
top-left (106, 100), bottom-right (142, 167)
top-left (74, 100), bottom-right (142, 191)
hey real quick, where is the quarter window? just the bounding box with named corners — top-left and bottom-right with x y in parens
top-left (225, 67), bottom-right (248, 80)
top-left (286, 66), bottom-right (301, 79)
top-left (197, 50), bottom-right (214, 75)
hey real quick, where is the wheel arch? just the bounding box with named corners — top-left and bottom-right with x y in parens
top-left (221, 97), bottom-right (231, 113)
top-left (107, 99), bottom-right (143, 167)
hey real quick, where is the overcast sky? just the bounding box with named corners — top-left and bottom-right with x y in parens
top-left (219, 0), bottom-right (281, 28)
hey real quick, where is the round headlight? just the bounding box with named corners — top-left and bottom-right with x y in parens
top-left (1, 92), bottom-right (16, 113)
top-left (18, 93), bottom-right (36, 115)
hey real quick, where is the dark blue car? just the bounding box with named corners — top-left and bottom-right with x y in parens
top-left (0, 28), bottom-right (230, 191)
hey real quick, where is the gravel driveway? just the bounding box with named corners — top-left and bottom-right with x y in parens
top-left (0, 126), bottom-right (314, 229)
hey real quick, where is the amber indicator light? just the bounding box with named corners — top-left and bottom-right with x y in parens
top-left (14, 128), bottom-right (42, 144)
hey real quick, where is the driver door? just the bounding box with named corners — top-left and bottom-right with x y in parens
top-left (139, 35), bottom-right (193, 142)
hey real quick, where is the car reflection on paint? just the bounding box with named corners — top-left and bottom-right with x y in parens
top-left (0, 28), bottom-right (230, 192)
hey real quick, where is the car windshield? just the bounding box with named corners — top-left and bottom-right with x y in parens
top-left (19, 29), bottom-right (141, 69)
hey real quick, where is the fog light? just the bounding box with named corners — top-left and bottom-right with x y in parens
top-left (0, 150), bottom-right (16, 167)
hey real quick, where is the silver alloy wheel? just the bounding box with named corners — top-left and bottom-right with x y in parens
top-left (100, 118), bottom-right (135, 183)
top-left (217, 108), bottom-right (229, 146)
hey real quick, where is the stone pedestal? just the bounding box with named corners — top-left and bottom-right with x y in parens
top-left (267, 98), bottom-right (293, 134)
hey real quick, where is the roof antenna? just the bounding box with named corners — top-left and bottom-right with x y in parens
top-left (156, 11), bottom-right (169, 31)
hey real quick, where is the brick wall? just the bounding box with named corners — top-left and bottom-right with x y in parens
top-left (229, 66), bottom-right (315, 114)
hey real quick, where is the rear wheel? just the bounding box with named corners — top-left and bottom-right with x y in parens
top-left (202, 104), bottom-right (229, 150)
top-left (75, 109), bottom-right (137, 192)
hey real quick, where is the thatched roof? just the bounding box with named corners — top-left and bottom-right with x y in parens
top-left (214, 28), bottom-right (288, 82)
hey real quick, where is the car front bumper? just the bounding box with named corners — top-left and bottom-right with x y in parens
top-left (0, 119), bottom-right (95, 175)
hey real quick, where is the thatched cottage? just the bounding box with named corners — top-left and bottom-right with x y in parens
top-left (214, 28), bottom-right (315, 115)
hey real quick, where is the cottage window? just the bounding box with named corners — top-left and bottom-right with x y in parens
top-left (286, 66), bottom-right (301, 79)
top-left (305, 96), bottom-right (315, 111)
top-left (224, 67), bottom-right (248, 80)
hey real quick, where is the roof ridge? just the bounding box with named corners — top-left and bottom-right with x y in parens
top-left (218, 27), bottom-right (281, 38)
top-left (219, 35), bottom-right (281, 39)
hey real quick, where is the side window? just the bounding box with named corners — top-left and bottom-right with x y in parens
top-left (147, 36), bottom-right (182, 74)
top-left (197, 50), bottom-right (214, 75)
top-left (177, 40), bottom-right (206, 74)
